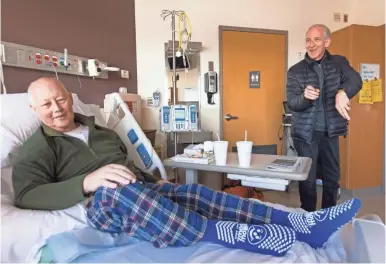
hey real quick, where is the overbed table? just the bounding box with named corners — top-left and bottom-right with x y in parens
top-left (163, 153), bottom-right (312, 185)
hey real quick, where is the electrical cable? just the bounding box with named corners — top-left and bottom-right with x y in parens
top-left (283, 125), bottom-right (297, 155)
top-left (0, 62), bottom-right (6, 94)
top-left (277, 123), bottom-right (284, 154)
top-left (277, 123), bottom-right (284, 140)
top-left (50, 63), bottom-right (59, 80)
top-left (76, 74), bottom-right (82, 89)
top-left (0, 44), bottom-right (7, 94)
top-left (177, 12), bottom-right (192, 60)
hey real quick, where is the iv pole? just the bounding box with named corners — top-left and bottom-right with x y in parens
top-left (161, 10), bottom-right (185, 183)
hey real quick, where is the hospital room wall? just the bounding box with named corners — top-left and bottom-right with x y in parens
top-left (135, 0), bottom-right (385, 148)
top-left (329, 24), bottom-right (385, 191)
top-left (1, 0), bottom-right (138, 106)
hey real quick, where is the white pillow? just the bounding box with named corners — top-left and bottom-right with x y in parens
top-left (71, 94), bottom-right (106, 127)
top-left (0, 93), bottom-right (106, 168)
top-left (1, 194), bottom-right (88, 263)
top-left (0, 93), bottom-right (41, 167)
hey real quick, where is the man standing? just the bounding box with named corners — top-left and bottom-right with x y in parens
top-left (286, 24), bottom-right (362, 212)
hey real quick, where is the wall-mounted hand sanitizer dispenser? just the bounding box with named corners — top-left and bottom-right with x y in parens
top-left (153, 91), bottom-right (160, 107)
top-left (204, 71), bottom-right (217, 104)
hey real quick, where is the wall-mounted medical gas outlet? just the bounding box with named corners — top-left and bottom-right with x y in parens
top-left (0, 41), bottom-right (108, 79)
top-left (121, 70), bottom-right (129, 79)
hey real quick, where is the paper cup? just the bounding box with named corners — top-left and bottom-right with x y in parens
top-left (236, 141), bottom-right (253, 167)
top-left (213, 141), bottom-right (228, 165)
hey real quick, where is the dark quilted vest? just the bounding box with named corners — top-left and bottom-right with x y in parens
top-left (288, 52), bottom-right (348, 144)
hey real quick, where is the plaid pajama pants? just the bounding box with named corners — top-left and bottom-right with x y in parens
top-left (86, 182), bottom-right (272, 248)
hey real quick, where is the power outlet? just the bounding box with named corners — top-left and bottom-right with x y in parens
top-left (334, 12), bottom-right (341, 22)
top-left (121, 70), bottom-right (129, 79)
top-left (343, 14), bottom-right (348, 23)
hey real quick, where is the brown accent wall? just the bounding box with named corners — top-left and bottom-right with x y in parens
top-left (1, 0), bottom-right (137, 106)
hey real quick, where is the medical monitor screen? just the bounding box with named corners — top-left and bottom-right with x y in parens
top-left (174, 108), bottom-right (186, 121)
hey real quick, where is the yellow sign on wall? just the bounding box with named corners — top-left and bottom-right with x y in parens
top-left (371, 79), bottom-right (383, 102)
top-left (359, 79), bottom-right (383, 104)
top-left (359, 80), bottom-right (373, 104)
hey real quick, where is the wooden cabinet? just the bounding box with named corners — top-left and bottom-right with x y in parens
top-left (328, 24), bottom-right (385, 190)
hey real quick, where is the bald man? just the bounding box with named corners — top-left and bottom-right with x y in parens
top-left (12, 77), bottom-right (362, 256)
top-left (16, 77), bottom-right (159, 207)
top-left (286, 24), bottom-right (362, 212)
top-left (27, 77), bottom-right (77, 132)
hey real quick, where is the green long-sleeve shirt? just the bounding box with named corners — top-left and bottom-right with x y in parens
top-left (12, 113), bottom-right (159, 210)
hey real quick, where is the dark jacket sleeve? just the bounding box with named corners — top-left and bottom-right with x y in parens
top-left (286, 70), bottom-right (313, 112)
top-left (13, 141), bottom-right (87, 210)
top-left (338, 56), bottom-right (363, 99)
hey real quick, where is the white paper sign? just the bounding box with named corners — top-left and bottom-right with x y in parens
top-left (360, 63), bottom-right (380, 80)
top-left (184, 87), bottom-right (199, 102)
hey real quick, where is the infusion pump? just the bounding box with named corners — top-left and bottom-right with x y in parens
top-left (160, 103), bottom-right (199, 132)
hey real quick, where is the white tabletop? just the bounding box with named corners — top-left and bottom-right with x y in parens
top-left (163, 153), bottom-right (312, 181)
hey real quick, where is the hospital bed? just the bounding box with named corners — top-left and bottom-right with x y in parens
top-left (1, 92), bottom-right (385, 263)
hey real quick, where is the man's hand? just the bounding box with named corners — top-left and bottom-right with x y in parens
top-left (83, 164), bottom-right (136, 194)
top-left (304, 85), bottom-right (320, 100)
top-left (335, 89), bottom-right (351, 120)
top-left (156, 179), bottom-right (170, 185)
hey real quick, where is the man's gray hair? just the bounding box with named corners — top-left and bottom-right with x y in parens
top-left (307, 24), bottom-right (331, 39)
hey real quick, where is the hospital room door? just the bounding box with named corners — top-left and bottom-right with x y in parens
top-left (220, 27), bottom-right (287, 154)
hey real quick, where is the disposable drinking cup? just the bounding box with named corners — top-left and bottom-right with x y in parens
top-left (236, 141), bottom-right (253, 167)
top-left (213, 141), bottom-right (228, 165)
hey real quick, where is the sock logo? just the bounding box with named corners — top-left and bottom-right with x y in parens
top-left (313, 208), bottom-right (329, 222)
top-left (247, 225), bottom-right (267, 245)
top-left (235, 224), bottom-right (248, 243)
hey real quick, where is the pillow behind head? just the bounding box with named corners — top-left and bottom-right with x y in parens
top-left (71, 94), bottom-right (106, 127)
top-left (0, 93), bottom-right (106, 168)
top-left (0, 93), bottom-right (41, 167)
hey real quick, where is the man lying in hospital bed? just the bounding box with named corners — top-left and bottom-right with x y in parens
top-left (8, 77), bottom-right (362, 259)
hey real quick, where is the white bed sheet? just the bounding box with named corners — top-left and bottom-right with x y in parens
top-left (46, 224), bottom-right (347, 263)
top-left (2, 190), bottom-right (349, 263)
top-left (1, 165), bottom-right (89, 264)
top-left (1, 193), bottom-right (88, 263)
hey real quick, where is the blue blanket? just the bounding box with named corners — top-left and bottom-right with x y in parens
top-left (43, 226), bottom-right (348, 263)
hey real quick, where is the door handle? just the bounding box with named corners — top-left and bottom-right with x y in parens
top-left (224, 113), bottom-right (238, 121)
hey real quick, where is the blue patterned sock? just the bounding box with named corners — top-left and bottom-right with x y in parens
top-left (271, 198), bottom-right (361, 248)
top-left (201, 220), bottom-right (296, 256)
